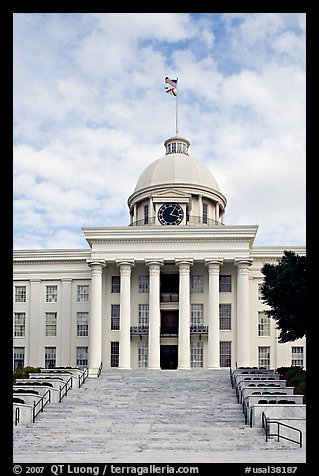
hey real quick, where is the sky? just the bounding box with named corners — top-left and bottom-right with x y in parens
top-left (13, 13), bottom-right (306, 250)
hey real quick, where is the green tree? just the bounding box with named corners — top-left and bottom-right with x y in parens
top-left (261, 250), bottom-right (306, 343)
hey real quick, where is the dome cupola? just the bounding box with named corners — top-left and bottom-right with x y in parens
top-left (128, 136), bottom-right (227, 227)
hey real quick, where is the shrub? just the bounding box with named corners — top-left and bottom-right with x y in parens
top-left (13, 366), bottom-right (41, 380)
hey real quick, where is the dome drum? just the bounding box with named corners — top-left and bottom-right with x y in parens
top-left (127, 136), bottom-right (227, 228)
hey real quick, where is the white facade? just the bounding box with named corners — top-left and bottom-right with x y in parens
top-left (13, 136), bottom-right (306, 376)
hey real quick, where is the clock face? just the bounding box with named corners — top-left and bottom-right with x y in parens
top-left (158, 203), bottom-right (184, 225)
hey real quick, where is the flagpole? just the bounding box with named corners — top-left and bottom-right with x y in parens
top-left (176, 77), bottom-right (179, 135)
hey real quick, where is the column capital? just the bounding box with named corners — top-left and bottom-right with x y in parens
top-left (234, 258), bottom-right (253, 273)
top-left (145, 258), bottom-right (164, 267)
top-left (175, 258), bottom-right (194, 267)
top-left (61, 277), bottom-right (73, 283)
top-left (205, 258), bottom-right (223, 271)
top-left (87, 259), bottom-right (106, 268)
top-left (116, 259), bottom-right (135, 266)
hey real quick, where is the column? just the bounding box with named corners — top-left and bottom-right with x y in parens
top-left (149, 195), bottom-right (154, 223)
top-left (87, 259), bottom-right (106, 377)
top-left (215, 202), bottom-right (220, 222)
top-left (198, 194), bottom-right (202, 222)
top-left (59, 278), bottom-right (72, 366)
top-left (205, 259), bottom-right (223, 369)
top-left (29, 279), bottom-right (41, 367)
top-left (116, 259), bottom-right (135, 369)
top-left (145, 259), bottom-right (163, 369)
top-left (235, 259), bottom-right (252, 368)
top-left (176, 259), bottom-right (193, 369)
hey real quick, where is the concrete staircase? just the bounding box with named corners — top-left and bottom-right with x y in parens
top-left (13, 369), bottom-right (306, 463)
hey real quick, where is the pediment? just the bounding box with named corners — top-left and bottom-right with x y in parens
top-left (152, 189), bottom-right (191, 201)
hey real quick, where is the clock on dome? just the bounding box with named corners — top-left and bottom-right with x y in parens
top-left (158, 203), bottom-right (184, 225)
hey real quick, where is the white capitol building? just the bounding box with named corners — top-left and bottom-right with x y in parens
top-left (13, 135), bottom-right (306, 377)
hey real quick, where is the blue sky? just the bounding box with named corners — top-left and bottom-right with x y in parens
top-left (13, 13), bottom-right (306, 249)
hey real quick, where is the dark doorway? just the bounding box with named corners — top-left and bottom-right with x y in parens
top-left (161, 310), bottom-right (179, 335)
top-left (160, 345), bottom-right (178, 369)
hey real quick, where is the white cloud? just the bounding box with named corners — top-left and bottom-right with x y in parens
top-left (13, 13), bottom-right (306, 249)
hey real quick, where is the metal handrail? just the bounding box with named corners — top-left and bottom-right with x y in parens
top-left (59, 376), bottom-right (72, 402)
top-left (78, 368), bottom-right (88, 388)
top-left (129, 216), bottom-right (224, 227)
top-left (97, 362), bottom-right (103, 378)
top-left (14, 406), bottom-right (20, 426)
top-left (261, 411), bottom-right (303, 447)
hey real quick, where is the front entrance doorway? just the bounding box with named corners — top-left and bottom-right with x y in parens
top-left (160, 345), bottom-right (178, 369)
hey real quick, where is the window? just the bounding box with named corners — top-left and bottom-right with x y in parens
top-left (258, 312), bottom-right (270, 337)
top-left (191, 341), bottom-right (203, 368)
top-left (171, 142), bottom-right (176, 153)
top-left (191, 275), bottom-right (204, 293)
top-left (45, 347), bottom-right (56, 369)
top-left (111, 305), bottom-right (120, 330)
top-left (76, 346), bottom-right (88, 368)
top-left (111, 342), bottom-right (119, 367)
top-left (258, 284), bottom-right (265, 301)
top-left (144, 204), bottom-right (149, 225)
top-left (77, 312), bottom-right (89, 337)
top-left (138, 304), bottom-right (149, 326)
top-left (15, 286), bottom-right (26, 303)
top-left (191, 304), bottom-right (204, 325)
top-left (46, 285), bottom-right (58, 302)
top-left (219, 304), bottom-right (231, 330)
top-left (258, 346), bottom-right (270, 369)
top-left (202, 203), bottom-right (208, 224)
top-left (77, 285), bottom-right (89, 302)
top-left (219, 275), bottom-right (232, 292)
top-left (138, 341), bottom-right (148, 367)
top-left (14, 313), bottom-right (25, 337)
top-left (291, 347), bottom-right (304, 367)
top-left (220, 341), bottom-right (231, 367)
top-left (45, 312), bottom-right (57, 336)
top-left (139, 276), bottom-right (149, 293)
top-left (14, 347), bottom-right (25, 370)
top-left (111, 276), bottom-right (120, 293)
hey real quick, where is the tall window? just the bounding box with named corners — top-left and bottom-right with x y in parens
top-left (291, 347), bottom-right (304, 367)
top-left (191, 304), bottom-right (204, 325)
top-left (144, 204), bottom-right (149, 225)
top-left (111, 276), bottom-right (120, 293)
top-left (111, 305), bottom-right (120, 330)
top-left (202, 203), bottom-right (208, 224)
top-left (77, 285), bottom-right (89, 302)
top-left (45, 312), bottom-right (57, 336)
top-left (138, 304), bottom-right (149, 326)
top-left (220, 341), bottom-right (231, 367)
top-left (191, 341), bottom-right (203, 368)
top-left (219, 275), bottom-right (232, 292)
top-left (77, 312), bottom-right (89, 337)
top-left (258, 346), bottom-right (270, 369)
top-left (46, 285), bottom-right (58, 302)
top-left (138, 341), bottom-right (148, 367)
top-left (111, 342), bottom-right (119, 367)
top-left (13, 347), bottom-right (25, 370)
top-left (14, 313), bottom-right (25, 337)
top-left (45, 347), bottom-right (56, 369)
top-left (15, 286), bottom-right (26, 302)
top-left (139, 276), bottom-right (149, 293)
top-left (219, 304), bottom-right (231, 330)
top-left (258, 283), bottom-right (265, 301)
top-left (258, 311), bottom-right (270, 337)
top-left (76, 346), bottom-right (88, 368)
top-left (191, 275), bottom-right (204, 293)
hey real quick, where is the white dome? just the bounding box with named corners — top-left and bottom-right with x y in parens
top-left (134, 153), bottom-right (221, 193)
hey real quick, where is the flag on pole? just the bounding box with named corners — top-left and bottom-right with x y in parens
top-left (165, 77), bottom-right (178, 96)
top-left (165, 86), bottom-right (177, 96)
top-left (165, 77), bottom-right (178, 88)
